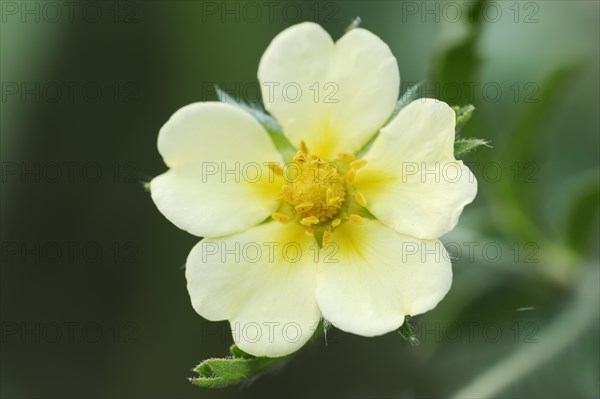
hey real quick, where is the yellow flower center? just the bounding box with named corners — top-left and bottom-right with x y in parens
top-left (291, 159), bottom-right (345, 221)
top-left (270, 142), bottom-right (369, 246)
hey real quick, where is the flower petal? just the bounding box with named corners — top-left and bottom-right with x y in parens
top-left (258, 22), bottom-right (399, 159)
top-left (315, 219), bottom-right (452, 336)
top-left (355, 99), bottom-right (477, 239)
top-left (151, 102), bottom-right (284, 237)
top-left (186, 221), bottom-right (320, 357)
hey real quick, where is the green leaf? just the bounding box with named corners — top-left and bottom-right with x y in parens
top-left (453, 104), bottom-right (475, 132)
top-left (191, 344), bottom-right (290, 388)
top-left (454, 137), bottom-right (491, 159)
top-left (215, 85), bottom-right (296, 158)
top-left (429, 0), bottom-right (486, 104)
top-left (451, 266), bottom-right (599, 399)
top-left (491, 66), bottom-right (578, 243)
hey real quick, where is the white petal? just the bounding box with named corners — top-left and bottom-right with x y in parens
top-left (315, 219), bottom-right (452, 336)
top-left (186, 221), bottom-right (321, 357)
top-left (328, 28), bottom-right (400, 154)
top-left (151, 102), bottom-right (284, 237)
top-left (355, 99), bottom-right (477, 239)
top-left (258, 23), bottom-right (399, 159)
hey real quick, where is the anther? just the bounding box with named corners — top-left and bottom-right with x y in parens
top-left (355, 191), bottom-right (367, 207)
top-left (331, 218), bottom-right (341, 228)
top-left (281, 185), bottom-right (293, 203)
top-left (305, 228), bottom-right (314, 237)
top-left (322, 230), bottom-right (333, 246)
top-left (300, 216), bottom-right (320, 226)
top-left (267, 162), bottom-right (284, 176)
top-left (346, 169), bottom-right (356, 185)
top-left (271, 212), bottom-right (291, 224)
top-left (294, 151), bottom-right (306, 163)
top-left (350, 159), bottom-right (368, 170)
top-left (295, 202), bottom-right (314, 212)
top-left (328, 196), bottom-right (342, 206)
top-left (326, 188), bottom-right (334, 203)
top-left (299, 140), bottom-right (309, 155)
top-left (310, 158), bottom-right (323, 167)
top-left (336, 153), bottom-right (355, 161)
top-left (349, 214), bottom-right (365, 224)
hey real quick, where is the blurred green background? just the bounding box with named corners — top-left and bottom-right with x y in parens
top-left (1, 0), bottom-right (598, 397)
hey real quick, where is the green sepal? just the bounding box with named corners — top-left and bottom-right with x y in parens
top-left (390, 81), bottom-right (425, 120)
top-left (453, 104), bottom-right (475, 132)
top-left (215, 85), bottom-right (296, 159)
top-left (397, 316), bottom-right (420, 346)
top-left (454, 137), bottom-right (491, 159)
top-left (345, 16), bottom-right (362, 32)
top-left (190, 344), bottom-right (289, 388)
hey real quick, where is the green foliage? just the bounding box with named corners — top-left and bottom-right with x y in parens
top-left (191, 345), bottom-right (290, 388)
top-left (429, 0), bottom-right (487, 104)
top-left (563, 175), bottom-right (600, 255)
top-left (492, 66), bottom-right (578, 243)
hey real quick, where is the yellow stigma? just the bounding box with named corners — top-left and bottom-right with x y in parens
top-left (290, 159), bottom-right (345, 221)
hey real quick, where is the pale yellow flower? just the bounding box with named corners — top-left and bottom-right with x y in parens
top-left (151, 22), bottom-right (477, 357)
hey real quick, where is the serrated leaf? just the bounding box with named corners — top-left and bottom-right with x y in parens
top-left (191, 345), bottom-right (289, 389)
top-left (453, 104), bottom-right (475, 132)
top-left (454, 137), bottom-right (491, 159)
top-left (215, 85), bottom-right (296, 158)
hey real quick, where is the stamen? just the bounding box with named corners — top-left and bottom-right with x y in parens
top-left (300, 216), bottom-right (320, 226)
top-left (281, 185), bottom-right (293, 203)
top-left (355, 191), bottom-right (367, 207)
top-left (346, 169), bottom-right (356, 185)
top-left (350, 159), bottom-right (368, 170)
top-left (331, 218), bottom-right (341, 228)
top-left (304, 228), bottom-right (314, 237)
top-left (310, 158), bottom-right (323, 167)
top-left (295, 202), bottom-right (314, 212)
top-left (271, 212), bottom-right (291, 224)
top-left (349, 214), bottom-right (365, 224)
top-left (294, 151), bottom-right (306, 163)
top-left (336, 153), bottom-right (355, 161)
top-left (328, 196), bottom-right (342, 206)
top-left (326, 188), bottom-right (334, 203)
top-left (299, 140), bottom-right (309, 155)
top-left (267, 162), bottom-right (284, 176)
top-left (322, 230), bottom-right (333, 246)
